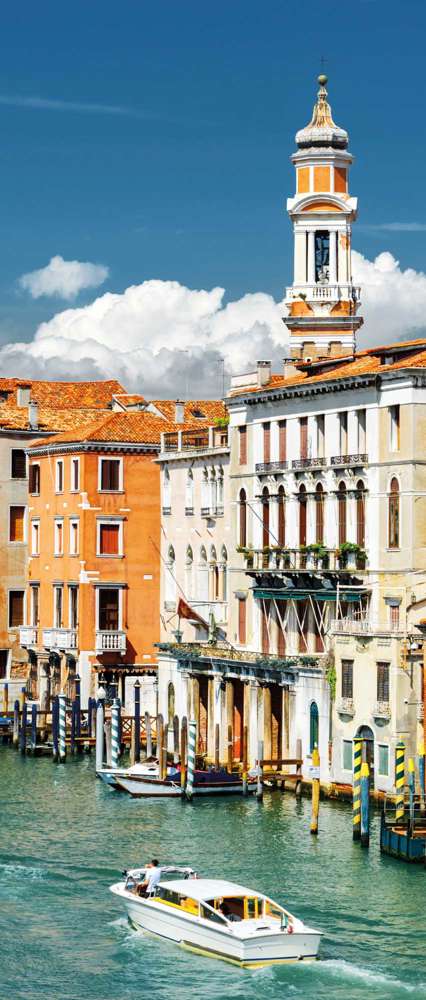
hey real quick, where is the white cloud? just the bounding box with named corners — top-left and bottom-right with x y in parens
top-left (4, 250), bottom-right (426, 396)
top-left (0, 95), bottom-right (143, 118)
top-left (19, 255), bottom-right (109, 301)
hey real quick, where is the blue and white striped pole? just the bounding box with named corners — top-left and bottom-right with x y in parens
top-left (52, 696), bottom-right (59, 761)
top-left (185, 719), bottom-right (197, 801)
top-left (111, 698), bottom-right (121, 769)
top-left (95, 687), bottom-right (106, 772)
top-left (58, 692), bottom-right (67, 762)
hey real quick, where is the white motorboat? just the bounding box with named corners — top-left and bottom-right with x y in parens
top-left (110, 866), bottom-right (322, 967)
top-left (97, 759), bottom-right (160, 788)
top-left (114, 767), bottom-right (255, 798)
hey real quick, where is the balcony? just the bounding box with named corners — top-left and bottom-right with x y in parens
top-left (337, 697), bottom-right (355, 716)
top-left (19, 626), bottom-right (39, 647)
top-left (331, 618), bottom-right (403, 636)
top-left (162, 506), bottom-right (171, 516)
top-left (213, 505), bottom-right (224, 517)
top-left (163, 427), bottom-right (229, 455)
top-left (331, 453), bottom-right (368, 468)
top-left (292, 457), bottom-right (326, 471)
top-left (189, 601), bottom-right (228, 626)
top-left (238, 547), bottom-right (339, 572)
top-left (201, 507), bottom-right (211, 518)
top-left (95, 630), bottom-right (127, 654)
top-left (374, 701), bottom-right (391, 722)
top-left (286, 282), bottom-right (361, 303)
top-left (255, 461), bottom-right (288, 474)
top-left (185, 506), bottom-right (194, 516)
top-left (42, 627), bottom-right (78, 651)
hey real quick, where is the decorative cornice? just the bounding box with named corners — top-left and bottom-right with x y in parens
top-left (27, 440), bottom-right (160, 458)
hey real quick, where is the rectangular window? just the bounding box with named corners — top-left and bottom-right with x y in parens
top-left (0, 650), bottom-right (8, 679)
top-left (341, 659), bottom-right (353, 699)
top-left (238, 597), bottom-right (246, 644)
top-left (10, 506), bottom-right (25, 542)
top-left (377, 661), bottom-right (390, 702)
top-left (263, 422), bottom-right (271, 464)
top-left (99, 522), bottom-right (121, 556)
top-left (300, 417), bottom-right (308, 459)
top-left (55, 459), bottom-right (64, 493)
top-left (342, 740), bottom-right (353, 772)
top-left (69, 519), bottom-right (79, 556)
top-left (278, 420), bottom-right (286, 462)
top-left (69, 586), bottom-right (78, 629)
top-left (378, 744), bottom-right (389, 777)
top-left (389, 405), bottom-right (400, 451)
top-left (390, 604), bottom-right (400, 630)
top-left (99, 458), bottom-right (121, 492)
top-left (316, 414), bottom-right (325, 457)
top-left (71, 458), bottom-right (80, 492)
top-left (29, 463), bottom-right (40, 495)
top-left (238, 426), bottom-right (247, 465)
top-left (11, 449), bottom-right (27, 479)
top-left (357, 409), bottom-right (366, 452)
top-left (98, 588), bottom-right (120, 631)
top-left (30, 585), bottom-right (39, 627)
top-left (54, 586), bottom-right (63, 628)
top-left (339, 412), bottom-right (348, 454)
top-left (31, 519), bottom-right (40, 556)
top-left (9, 590), bottom-right (24, 628)
top-left (54, 519), bottom-right (64, 556)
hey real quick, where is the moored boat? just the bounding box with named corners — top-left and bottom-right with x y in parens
top-left (110, 866), bottom-right (322, 966)
top-left (114, 767), bottom-right (255, 797)
top-left (96, 759), bottom-right (160, 788)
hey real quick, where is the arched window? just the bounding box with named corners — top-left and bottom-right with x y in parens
top-left (338, 481), bottom-right (347, 546)
top-left (185, 469), bottom-right (194, 512)
top-left (163, 466), bottom-right (171, 511)
top-left (217, 468), bottom-right (224, 510)
top-left (356, 480), bottom-right (366, 548)
top-left (310, 701), bottom-right (319, 753)
top-left (315, 483), bottom-right (324, 543)
top-left (262, 487), bottom-right (270, 548)
top-left (388, 477), bottom-right (400, 549)
top-left (185, 545), bottom-right (193, 599)
top-left (198, 546), bottom-right (209, 602)
top-left (299, 484), bottom-right (307, 547)
top-left (221, 545), bottom-right (228, 602)
top-left (165, 545), bottom-right (176, 604)
top-left (210, 545), bottom-right (219, 600)
top-left (239, 488), bottom-right (247, 547)
top-left (167, 682), bottom-right (175, 726)
top-left (277, 485), bottom-right (285, 547)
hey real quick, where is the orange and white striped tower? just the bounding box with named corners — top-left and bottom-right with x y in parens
top-left (285, 75), bottom-right (363, 362)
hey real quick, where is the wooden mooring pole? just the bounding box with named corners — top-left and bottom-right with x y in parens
top-left (13, 699), bottom-right (19, 747)
top-left (95, 690), bottom-right (105, 772)
top-left (133, 681), bottom-right (141, 763)
top-left (145, 712), bottom-right (152, 759)
top-left (360, 761), bottom-right (370, 848)
top-left (295, 738), bottom-right (302, 798)
top-left (310, 745), bottom-right (320, 835)
top-left (418, 739), bottom-right (425, 814)
top-left (180, 717), bottom-right (187, 791)
top-left (242, 726), bottom-right (248, 796)
top-left (256, 740), bottom-right (264, 802)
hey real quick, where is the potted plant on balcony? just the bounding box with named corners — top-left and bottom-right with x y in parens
top-left (236, 545), bottom-right (254, 568)
top-left (305, 542), bottom-right (329, 570)
top-left (338, 541), bottom-right (366, 570)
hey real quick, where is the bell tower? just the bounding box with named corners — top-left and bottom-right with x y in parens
top-left (285, 75), bottom-right (362, 361)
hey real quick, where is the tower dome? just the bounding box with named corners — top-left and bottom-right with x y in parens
top-left (295, 75), bottom-right (349, 150)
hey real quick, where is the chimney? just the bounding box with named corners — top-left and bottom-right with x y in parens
top-left (28, 400), bottom-right (38, 430)
top-left (256, 360), bottom-right (271, 387)
top-left (17, 384), bottom-right (31, 407)
top-left (175, 400), bottom-right (185, 424)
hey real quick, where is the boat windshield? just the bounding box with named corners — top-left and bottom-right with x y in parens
top-left (207, 896), bottom-right (265, 921)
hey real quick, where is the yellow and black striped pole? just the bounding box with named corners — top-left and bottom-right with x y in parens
top-left (353, 738), bottom-right (362, 841)
top-left (395, 741), bottom-right (406, 823)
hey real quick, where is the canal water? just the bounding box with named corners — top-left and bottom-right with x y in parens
top-left (0, 750), bottom-right (424, 1000)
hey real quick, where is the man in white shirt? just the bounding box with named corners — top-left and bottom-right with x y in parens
top-left (137, 859), bottom-right (161, 897)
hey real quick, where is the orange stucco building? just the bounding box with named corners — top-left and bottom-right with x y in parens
top-left (22, 410), bottom-right (169, 708)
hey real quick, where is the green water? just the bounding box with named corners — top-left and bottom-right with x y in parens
top-left (0, 749), bottom-right (425, 1000)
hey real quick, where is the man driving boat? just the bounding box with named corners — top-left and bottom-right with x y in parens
top-left (137, 859), bottom-right (161, 897)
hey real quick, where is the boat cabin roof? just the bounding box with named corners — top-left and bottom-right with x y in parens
top-left (158, 878), bottom-right (263, 902)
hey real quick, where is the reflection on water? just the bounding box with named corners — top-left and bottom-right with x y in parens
top-left (0, 750), bottom-right (425, 1000)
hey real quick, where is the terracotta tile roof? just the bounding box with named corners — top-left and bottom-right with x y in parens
top-left (228, 339), bottom-right (426, 399)
top-left (113, 393), bottom-right (146, 407)
top-left (0, 406), bottom-right (110, 433)
top-left (149, 400), bottom-right (226, 424)
top-left (0, 377), bottom-right (125, 410)
top-left (29, 411), bottom-right (176, 450)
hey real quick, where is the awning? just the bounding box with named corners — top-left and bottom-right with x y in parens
top-left (254, 588), bottom-right (365, 602)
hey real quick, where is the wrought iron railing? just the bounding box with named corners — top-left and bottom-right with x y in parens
top-left (292, 457), bottom-right (326, 470)
top-left (331, 453), bottom-right (368, 467)
top-left (255, 461), bottom-right (288, 474)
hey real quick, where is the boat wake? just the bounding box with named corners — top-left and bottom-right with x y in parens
top-left (322, 959), bottom-right (426, 995)
top-left (0, 861), bottom-right (46, 881)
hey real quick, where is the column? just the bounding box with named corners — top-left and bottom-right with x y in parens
top-left (307, 230), bottom-right (315, 285)
top-left (329, 230), bottom-right (337, 285)
top-left (248, 681), bottom-right (258, 766)
top-left (207, 676), bottom-right (215, 759)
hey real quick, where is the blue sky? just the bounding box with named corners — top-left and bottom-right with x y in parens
top-left (0, 0), bottom-right (425, 363)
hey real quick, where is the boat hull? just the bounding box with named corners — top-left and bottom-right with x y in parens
top-left (111, 885), bottom-right (321, 966)
top-left (114, 774), bottom-right (255, 797)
